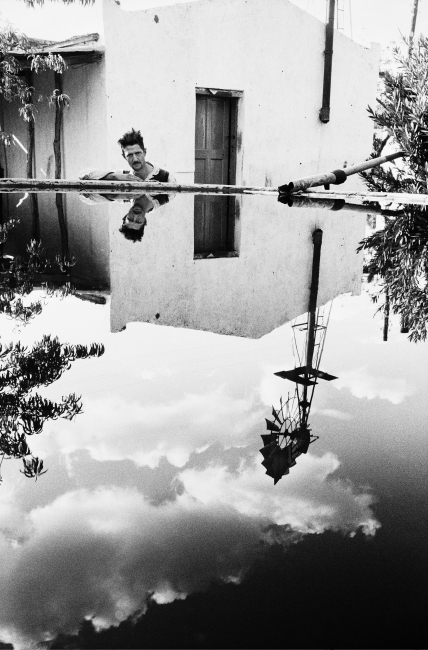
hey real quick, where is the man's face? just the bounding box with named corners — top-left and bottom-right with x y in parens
top-left (123, 144), bottom-right (146, 173)
top-left (123, 205), bottom-right (147, 230)
top-left (122, 195), bottom-right (151, 230)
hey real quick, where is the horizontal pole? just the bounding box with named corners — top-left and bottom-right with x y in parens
top-left (280, 194), bottom-right (404, 216)
top-left (0, 178), bottom-right (277, 195)
top-left (0, 173), bottom-right (424, 207)
top-left (300, 188), bottom-right (428, 207)
top-left (279, 151), bottom-right (406, 193)
top-left (0, 153), bottom-right (406, 196)
top-left (341, 151), bottom-right (406, 176)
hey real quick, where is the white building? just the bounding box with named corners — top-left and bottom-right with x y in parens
top-left (0, 0), bottom-right (380, 334)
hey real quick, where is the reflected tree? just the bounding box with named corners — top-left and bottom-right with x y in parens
top-left (1, 225), bottom-right (104, 485)
top-left (0, 335), bottom-right (104, 482)
top-left (358, 37), bottom-right (428, 342)
top-left (0, 2), bottom-right (105, 486)
top-left (1, 19), bottom-right (67, 242)
top-left (0, 221), bottom-right (76, 324)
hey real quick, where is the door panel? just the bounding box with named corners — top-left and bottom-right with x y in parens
top-left (194, 196), bottom-right (229, 253)
top-left (194, 94), bottom-right (236, 255)
top-left (195, 96), bottom-right (230, 185)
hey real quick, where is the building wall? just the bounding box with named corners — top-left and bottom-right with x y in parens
top-left (0, 0), bottom-right (381, 334)
top-left (109, 194), bottom-right (366, 337)
top-left (0, 59), bottom-right (111, 288)
top-left (102, 0), bottom-right (380, 188)
top-left (62, 58), bottom-right (111, 287)
top-left (101, 0), bottom-right (379, 335)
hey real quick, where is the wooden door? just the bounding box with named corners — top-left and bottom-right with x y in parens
top-left (194, 94), bottom-right (236, 255)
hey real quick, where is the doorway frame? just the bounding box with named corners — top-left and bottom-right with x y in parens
top-left (194, 87), bottom-right (243, 259)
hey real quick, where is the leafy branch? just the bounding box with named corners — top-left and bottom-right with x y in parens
top-left (1, 224), bottom-right (78, 325)
top-left (0, 335), bottom-right (105, 482)
top-left (359, 36), bottom-right (428, 342)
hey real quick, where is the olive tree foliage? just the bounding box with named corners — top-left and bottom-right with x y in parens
top-left (1, 22), bottom-right (74, 322)
top-left (0, 335), bottom-right (104, 482)
top-left (0, 22), bottom-right (66, 145)
top-left (358, 37), bottom-right (428, 342)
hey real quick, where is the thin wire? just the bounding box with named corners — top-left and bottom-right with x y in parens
top-left (288, 388), bottom-right (300, 424)
top-left (316, 300), bottom-right (333, 370)
top-left (292, 321), bottom-right (303, 368)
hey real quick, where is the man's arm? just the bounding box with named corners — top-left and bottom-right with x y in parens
top-left (166, 171), bottom-right (177, 183)
top-left (79, 168), bottom-right (145, 182)
top-left (102, 172), bottom-right (145, 182)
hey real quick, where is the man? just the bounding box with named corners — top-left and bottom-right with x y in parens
top-left (79, 129), bottom-right (175, 240)
top-left (79, 129), bottom-right (176, 184)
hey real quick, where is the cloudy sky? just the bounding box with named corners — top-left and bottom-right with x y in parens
top-left (1, 0), bottom-right (428, 49)
top-left (0, 1), bottom-right (427, 648)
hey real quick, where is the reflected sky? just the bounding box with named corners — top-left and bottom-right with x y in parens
top-left (0, 193), bottom-right (427, 649)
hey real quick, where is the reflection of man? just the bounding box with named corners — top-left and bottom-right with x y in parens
top-left (79, 128), bottom-right (175, 240)
top-left (79, 190), bottom-right (169, 241)
top-left (119, 193), bottom-right (169, 242)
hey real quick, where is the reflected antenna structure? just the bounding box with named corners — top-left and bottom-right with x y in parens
top-left (260, 229), bottom-right (338, 484)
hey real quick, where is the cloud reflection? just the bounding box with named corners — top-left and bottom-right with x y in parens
top-left (0, 487), bottom-right (273, 648)
top-left (311, 407), bottom-right (353, 420)
top-left (0, 451), bottom-right (379, 649)
top-left (33, 388), bottom-right (263, 469)
top-left (333, 367), bottom-right (415, 404)
top-left (178, 453), bottom-right (379, 536)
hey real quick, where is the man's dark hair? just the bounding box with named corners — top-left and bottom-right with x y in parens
top-left (118, 129), bottom-right (145, 151)
top-left (119, 217), bottom-right (146, 243)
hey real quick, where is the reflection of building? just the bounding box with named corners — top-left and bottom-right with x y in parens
top-left (0, 0), bottom-right (379, 294)
top-left (109, 194), bottom-right (366, 337)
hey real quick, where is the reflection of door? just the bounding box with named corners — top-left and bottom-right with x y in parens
top-left (194, 93), bottom-right (237, 256)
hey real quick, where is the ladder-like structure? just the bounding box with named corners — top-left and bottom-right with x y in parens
top-left (260, 229), bottom-right (338, 484)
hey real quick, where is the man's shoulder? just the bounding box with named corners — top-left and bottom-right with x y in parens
top-left (147, 163), bottom-right (176, 183)
top-left (152, 168), bottom-right (170, 182)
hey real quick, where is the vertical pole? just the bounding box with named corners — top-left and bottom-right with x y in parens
top-left (0, 100), bottom-right (10, 230)
top-left (319, 0), bottom-right (335, 123)
top-left (383, 290), bottom-right (390, 341)
top-left (0, 164), bottom-right (4, 224)
top-left (306, 229), bottom-right (323, 369)
top-left (25, 71), bottom-right (40, 242)
top-left (53, 72), bottom-right (69, 265)
top-left (409, 0), bottom-right (419, 54)
top-left (301, 229), bottom-right (323, 427)
top-left (0, 164), bottom-right (4, 261)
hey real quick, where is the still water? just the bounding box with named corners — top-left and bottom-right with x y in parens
top-left (0, 192), bottom-right (426, 649)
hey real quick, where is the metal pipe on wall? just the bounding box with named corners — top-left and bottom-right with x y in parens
top-left (319, 0), bottom-right (336, 123)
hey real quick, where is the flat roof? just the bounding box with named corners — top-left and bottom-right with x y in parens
top-left (11, 33), bottom-right (104, 66)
